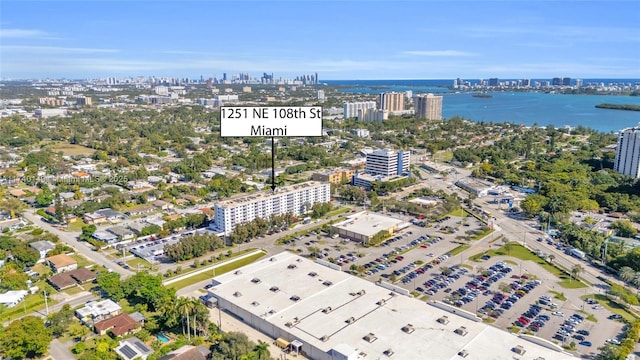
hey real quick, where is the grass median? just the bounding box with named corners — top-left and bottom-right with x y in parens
top-left (167, 251), bottom-right (266, 290)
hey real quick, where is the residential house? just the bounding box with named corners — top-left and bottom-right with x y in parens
top-left (29, 240), bottom-right (55, 261)
top-left (0, 218), bottom-right (24, 231)
top-left (106, 226), bottom-right (135, 241)
top-left (47, 268), bottom-right (97, 290)
top-left (84, 211), bottom-right (107, 225)
top-left (0, 290), bottom-right (28, 308)
top-left (96, 208), bottom-right (126, 223)
top-left (46, 254), bottom-right (78, 273)
top-left (127, 222), bottom-right (147, 235)
top-left (152, 200), bottom-right (172, 210)
top-left (94, 313), bottom-right (140, 336)
top-left (114, 337), bottom-right (153, 360)
top-left (126, 205), bottom-right (155, 216)
top-left (75, 299), bottom-right (121, 324)
top-left (92, 230), bottom-right (118, 244)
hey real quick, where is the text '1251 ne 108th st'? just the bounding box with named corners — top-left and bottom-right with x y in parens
top-left (220, 106), bottom-right (323, 137)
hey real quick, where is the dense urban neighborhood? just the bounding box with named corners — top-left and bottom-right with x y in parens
top-left (1, 74), bottom-right (640, 360)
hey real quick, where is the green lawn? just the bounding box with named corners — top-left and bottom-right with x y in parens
top-left (549, 290), bottom-right (567, 301)
top-left (468, 243), bottom-right (587, 288)
top-left (582, 294), bottom-right (639, 322)
top-left (448, 208), bottom-right (467, 217)
top-left (0, 292), bottom-right (58, 322)
top-left (68, 220), bottom-right (87, 232)
top-left (127, 257), bottom-right (152, 270)
top-left (70, 253), bottom-right (93, 268)
top-left (63, 286), bottom-right (86, 295)
top-left (324, 207), bottom-right (350, 218)
top-left (167, 252), bottom-right (266, 290)
top-left (448, 244), bottom-right (471, 256)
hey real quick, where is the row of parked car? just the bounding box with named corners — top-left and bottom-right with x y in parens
top-left (553, 313), bottom-right (593, 347)
top-left (418, 265), bottom-right (468, 296)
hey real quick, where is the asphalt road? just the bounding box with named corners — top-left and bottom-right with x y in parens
top-left (22, 209), bottom-right (133, 277)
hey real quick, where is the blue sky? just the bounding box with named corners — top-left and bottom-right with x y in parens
top-left (1, 1), bottom-right (639, 80)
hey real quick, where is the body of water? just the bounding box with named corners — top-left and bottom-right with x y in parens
top-left (325, 79), bottom-right (640, 132)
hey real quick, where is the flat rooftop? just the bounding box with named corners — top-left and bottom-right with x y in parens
top-left (332, 211), bottom-right (404, 237)
top-left (216, 181), bottom-right (327, 208)
top-left (210, 252), bottom-right (577, 360)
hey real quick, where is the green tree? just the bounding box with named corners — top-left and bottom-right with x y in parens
top-left (619, 266), bottom-right (636, 285)
top-left (96, 271), bottom-right (125, 301)
top-left (571, 264), bottom-right (583, 283)
top-left (611, 220), bottom-right (638, 238)
top-left (0, 316), bottom-right (52, 359)
top-left (48, 304), bottom-right (74, 337)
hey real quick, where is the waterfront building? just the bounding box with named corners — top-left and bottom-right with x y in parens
top-left (415, 93), bottom-right (443, 120)
top-left (343, 101), bottom-right (376, 119)
top-left (357, 108), bottom-right (388, 122)
top-left (614, 127), bottom-right (640, 178)
top-left (379, 92), bottom-right (405, 111)
top-left (211, 181), bottom-right (330, 234)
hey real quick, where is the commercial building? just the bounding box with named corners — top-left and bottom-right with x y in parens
top-left (365, 149), bottom-right (410, 177)
top-left (351, 173), bottom-right (408, 191)
top-left (208, 252), bottom-right (577, 360)
top-left (415, 93), bottom-right (443, 120)
top-left (331, 211), bottom-right (407, 244)
top-left (614, 127), bottom-right (640, 178)
top-left (343, 101), bottom-right (376, 119)
top-left (379, 92), bottom-right (405, 112)
top-left (211, 181), bottom-right (331, 234)
top-left (312, 169), bottom-right (355, 184)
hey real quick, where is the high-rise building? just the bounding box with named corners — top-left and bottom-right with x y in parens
top-left (211, 181), bottom-right (331, 234)
top-left (379, 92), bottom-right (405, 112)
top-left (365, 149), bottom-right (410, 177)
top-left (317, 90), bottom-right (325, 101)
top-left (343, 101), bottom-right (377, 119)
top-left (357, 108), bottom-right (388, 122)
top-left (488, 78), bottom-right (499, 87)
top-left (614, 127), bottom-right (640, 178)
top-left (414, 93), bottom-right (443, 120)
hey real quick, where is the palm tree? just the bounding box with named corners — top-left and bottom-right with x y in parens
top-left (177, 297), bottom-right (196, 338)
top-left (548, 254), bottom-right (555, 263)
top-left (619, 266), bottom-right (635, 285)
top-left (632, 273), bottom-right (640, 295)
top-left (253, 340), bottom-right (271, 360)
top-left (571, 264), bottom-right (583, 283)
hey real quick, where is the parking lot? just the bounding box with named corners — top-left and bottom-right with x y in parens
top-left (390, 252), bottom-right (626, 356)
top-left (284, 211), bottom-right (627, 357)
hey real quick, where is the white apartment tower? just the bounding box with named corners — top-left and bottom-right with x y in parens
top-left (379, 92), bottom-right (405, 112)
top-left (614, 127), bottom-right (640, 178)
top-left (212, 181), bottom-right (331, 234)
top-left (365, 149), bottom-right (411, 177)
top-left (415, 93), bottom-right (443, 120)
top-left (343, 101), bottom-right (377, 119)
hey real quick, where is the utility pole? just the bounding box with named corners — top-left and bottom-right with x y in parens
top-left (44, 289), bottom-right (49, 316)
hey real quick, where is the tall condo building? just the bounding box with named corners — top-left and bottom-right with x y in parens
top-left (365, 149), bottom-right (411, 177)
top-left (614, 127), bottom-right (640, 178)
top-left (379, 92), bottom-right (405, 112)
top-left (211, 181), bottom-right (331, 234)
top-left (343, 101), bottom-right (377, 119)
top-left (415, 93), bottom-right (443, 120)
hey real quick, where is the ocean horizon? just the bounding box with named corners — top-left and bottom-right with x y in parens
top-left (324, 79), bottom-right (640, 133)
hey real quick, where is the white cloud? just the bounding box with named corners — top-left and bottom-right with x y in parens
top-left (401, 50), bottom-right (477, 57)
top-left (0, 28), bottom-right (49, 38)
top-left (2, 45), bottom-right (119, 54)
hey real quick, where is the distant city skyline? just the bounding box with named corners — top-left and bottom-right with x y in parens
top-left (1, 1), bottom-right (639, 80)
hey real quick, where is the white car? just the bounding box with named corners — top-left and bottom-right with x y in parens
top-left (593, 305), bottom-right (604, 310)
top-left (606, 338), bottom-right (621, 345)
top-left (552, 311), bottom-right (565, 317)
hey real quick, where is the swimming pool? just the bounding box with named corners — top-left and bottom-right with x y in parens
top-left (156, 333), bottom-right (170, 343)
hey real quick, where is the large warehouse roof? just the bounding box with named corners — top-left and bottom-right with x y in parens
top-left (209, 252), bottom-right (577, 360)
